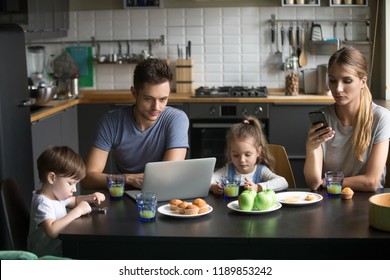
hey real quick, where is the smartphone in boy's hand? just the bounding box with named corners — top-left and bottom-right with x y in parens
top-left (91, 207), bottom-right (108, 214)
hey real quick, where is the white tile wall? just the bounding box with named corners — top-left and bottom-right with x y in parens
top-left (41, 6), bottom-right (370, 90)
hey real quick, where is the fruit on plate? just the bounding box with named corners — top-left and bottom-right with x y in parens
top-left (254, 189), bottom-right (276, 211)
top-left (241, 189), bottom-right (257, 199)
top-left (238, 191), bottom-right (255, 211)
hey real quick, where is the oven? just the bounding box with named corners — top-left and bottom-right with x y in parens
top-left (189, 103), bottom-right (269, 169)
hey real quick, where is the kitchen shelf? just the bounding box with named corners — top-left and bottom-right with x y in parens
top-left (282, 0), bottom-right (320, 6)
top-left (329, 0), bottom-right (367, 7)
top-left (123, 0), bottom-right (163, 8)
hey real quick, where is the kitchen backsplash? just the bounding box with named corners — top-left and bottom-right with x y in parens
top-left (39, 6), bottom-right (370, 90)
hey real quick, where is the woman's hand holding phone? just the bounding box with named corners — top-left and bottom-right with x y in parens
top-left (307, 111), bottom-right (335, 149)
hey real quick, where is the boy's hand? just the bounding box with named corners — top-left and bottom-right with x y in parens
top-left (91, 192), bottom-right (106, 205)
top-left (76, 200), bottom-right (92, 216)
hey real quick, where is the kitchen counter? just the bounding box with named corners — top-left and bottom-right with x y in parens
top-left (30, 90), bottom-right (390, 123)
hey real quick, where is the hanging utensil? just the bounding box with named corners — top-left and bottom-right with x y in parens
top-left (288, 25), bottom-right (293, 56)
top-left (270, 25), bottom-right (275, 54)
top-left (299, 27), bottom-right (308, 67)
top-left (291, 26), bottom-right (297, 57)
top-left (296, 26), bottom-right (301, 61)
top-left (274, 23), bottom-right (283, 65)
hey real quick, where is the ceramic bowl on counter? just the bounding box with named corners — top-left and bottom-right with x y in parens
top-left (368, 193), bottom-right (390, 232)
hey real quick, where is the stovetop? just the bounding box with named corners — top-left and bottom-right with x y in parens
top-left (194, 86), bottom-right (268, 98)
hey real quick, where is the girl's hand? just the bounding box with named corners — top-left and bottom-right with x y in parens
top-left (243, 178), bottom-right (259, 192)
top-left (307, 123), bottom-right (335, 150)
top-left (210, 182), bottom-right (223, 195)
top-left (91, 192), bottom-right (106, 205)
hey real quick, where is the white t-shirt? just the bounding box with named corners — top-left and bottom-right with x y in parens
top-left (27, 190), bottom-right (71, 257)
top-left (321, 103), bottom-right (390, 188)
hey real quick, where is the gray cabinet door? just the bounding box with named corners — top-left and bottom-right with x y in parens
top-left (269, 103), bottom-right (329, 187)
top-left (31, 105), bottom-right (78, 189)
top-left (31, 112), bottom-right (62, 189)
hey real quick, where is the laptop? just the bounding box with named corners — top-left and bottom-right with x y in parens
top-left (126, 157), bottom-right (216, 202)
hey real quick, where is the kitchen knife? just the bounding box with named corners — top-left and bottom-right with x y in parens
top-left (188, 41), bottom-right (191, 58)
top-left (296, 26), bottom-right (301, 60)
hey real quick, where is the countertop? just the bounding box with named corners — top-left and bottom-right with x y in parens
top-left (30, 89), bottom-right (390, 123)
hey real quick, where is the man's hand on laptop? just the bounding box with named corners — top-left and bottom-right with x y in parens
top-left (125, 173), bottom-right (144, 189)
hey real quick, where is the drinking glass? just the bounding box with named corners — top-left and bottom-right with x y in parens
top-left (222, 174), bottom-right (241, 200)
top-left (107, 174), bottom-right (125, 200)
top-left (325, 171), bottom-right (344, 197)
top-left (136, 192), bottom-right (158, 222)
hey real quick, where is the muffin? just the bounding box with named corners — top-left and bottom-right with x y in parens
top-left (305, 194), bottom-right (315, 201)
top-left (177, 201), bottom-right (189, 214)
top-left (341, 187), bottom-right (354, 200)
top-left (169, 199), bottom-right (183, 211)
top-left (184, 204), bottom-right (199, 215)
top-left (192, 198), bottom-right (209, 213)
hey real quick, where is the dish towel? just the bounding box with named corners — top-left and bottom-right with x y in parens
top-left (66, 46), bottom-right (94, 87)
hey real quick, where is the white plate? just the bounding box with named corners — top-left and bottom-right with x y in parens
top-left (276, 191), bottom-right (323, 205)
top-left (157, 203), bottom-right (213, 218)
top-left (227, 200), bottom-right (282, 214)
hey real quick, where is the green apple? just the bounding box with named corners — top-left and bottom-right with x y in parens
top-left (238, 192), bottom-right (255, 211)
top-left (241, 189), bottom-right (257, 199)
top-left (254, 190), bottom-right (274, 211)
top-left (266, 189), bottom-right (276, 204)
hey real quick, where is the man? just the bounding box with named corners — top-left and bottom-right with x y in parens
top-left (82, 58), bottom-right (189, 189)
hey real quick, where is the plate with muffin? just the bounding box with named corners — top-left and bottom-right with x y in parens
top-left (276, 191), bottom-right (323, 205)
top-left (158, 198), bottom-right (213, 218)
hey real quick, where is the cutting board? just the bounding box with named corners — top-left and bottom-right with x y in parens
top-left (66, 46), bottom-right (94, 87)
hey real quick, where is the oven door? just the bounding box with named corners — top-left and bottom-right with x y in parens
top-left (190, 119), bottom-right (269, 169)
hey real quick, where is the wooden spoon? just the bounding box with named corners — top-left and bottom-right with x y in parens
top-left (299, 28), bottom-right (307, 67)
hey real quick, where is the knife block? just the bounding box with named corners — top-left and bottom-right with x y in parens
top-left (175, 59), bottom-right (194, 94)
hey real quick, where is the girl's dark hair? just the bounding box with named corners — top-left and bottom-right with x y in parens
top-left (37, 146), bottom-right (86, 183)
top-left (225, 115), bottom-right (275, 170)
top-left (133, 58), bottom-right (173, 91)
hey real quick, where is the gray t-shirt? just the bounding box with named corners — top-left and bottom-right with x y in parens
top-left (94, 105), bottom-right (189, 173)
top-left (321, 103), bottom-right (390, 188)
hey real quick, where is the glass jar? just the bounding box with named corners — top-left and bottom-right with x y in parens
top-left (285, 56), bottom-right (299, 96)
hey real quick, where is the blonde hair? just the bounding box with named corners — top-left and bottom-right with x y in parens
top-left (328, 46), bottom-right (372, 161)
top-left (225, 115), bottom-right (275, 170)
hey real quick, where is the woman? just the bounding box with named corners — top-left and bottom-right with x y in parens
top-left (304, 47), bottom-right (390, 192)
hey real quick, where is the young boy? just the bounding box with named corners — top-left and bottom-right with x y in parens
top-left (28, 146), bottom-right (105, 257)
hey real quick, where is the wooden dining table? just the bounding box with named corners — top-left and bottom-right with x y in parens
top-left (59, 188), bottom-right (390, 260)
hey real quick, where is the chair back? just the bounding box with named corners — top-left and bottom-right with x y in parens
top-left (385, 144), bottom-right (390, 188)
top-left (267, 144), bottom-right (296, 188)
top-left (0, 178), bottom-right (30, 250)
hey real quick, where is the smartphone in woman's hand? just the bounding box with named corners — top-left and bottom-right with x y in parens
top-left (309, 111), bottom-right (329, 132)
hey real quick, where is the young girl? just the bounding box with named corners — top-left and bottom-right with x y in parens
top-left (28, 146), bottom-right (106, 257)
top-left (210, 116), bottom-right (288, 195)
